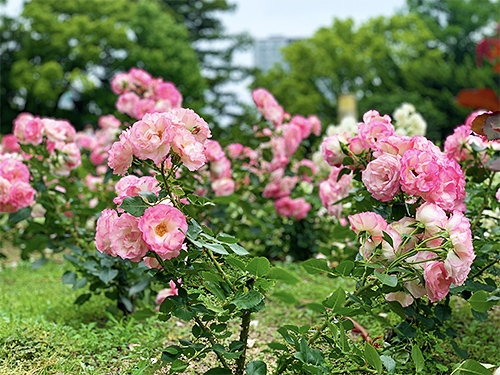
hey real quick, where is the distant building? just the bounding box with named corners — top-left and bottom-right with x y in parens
top-left (254, 36), bottom-right (300, 72)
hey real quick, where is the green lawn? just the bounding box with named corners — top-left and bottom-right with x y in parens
top-left (0, 257), bottom-right (498, 374)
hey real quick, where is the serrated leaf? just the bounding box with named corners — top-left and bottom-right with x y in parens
top-left (139, 191), bottom-right (158, 203)
top-left (246, 360), bottom-right (267, 375)
top-left (227, 243), bottom-right (249, 255)
top-left (226, 257), bottom-right (246, 270)
top-left (411, 345), bottom-right (425, 373)
top-left (216, 233), bottom-right (239, 244)
top-left (246, 257), bottom-right (270, 277)
top-left (374, 270), bottom-right (398, 287)
top-left (8, 207), bottom-right (32, 222)
top-left (468, 290), bottom-right (496, 313)
top-left (335, 260), bottom-right (354, 276)
top-left (266, 267), bottom-right (300, 285)
top-left (187, 219), bottom-right (202, 239)
top-left (451, 359), bottom-right (492, 375)
top-left (204, 242), bottom-right (229, 255)
top-left (365, 343), bottom-right (382, 374)
top-left (323, 286), bottom-right (345, 312)
top-left (302, 258), bottom-right (331, 274)
top-left (99, 268), bottom-right (119, 284)
top-left (233, 290), bottom-right (263, 310)
top-left (119, 196), bottom-right (148, 217)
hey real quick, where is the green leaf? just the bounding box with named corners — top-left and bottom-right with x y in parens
top-left (468, 290), bottom-right (497, 313)
top-left (174, 308), bottom-right (195, 322)
top-left (216, 233), bottom-right (239, 244)
top-left (119, 196), bottom-right (148, 217)
top-left (139, 191), bottom-right (158, 203)
top-left (266, 267), bottom-right (300, 285)
top-left (129, 280), bottom-right (150, 296)
top-left (374, 270), bottom-right (398, 287)
top-left (335, 260), bottom-right (354, 276)
top-left (451, 359), bottom-right (492, 375)
top-left (204, 242), bottom-right (229, 255)
top-left (8, 207), bottom-right (32, 222)
top-left (272, 291), bottom-right (297, 304)
top-left (302, 258), bottom-right (330, 274)
top-left (451, 341), bottom-right (468, 359)
top-left (364, 343), bottom-right (383, 374)
top-left (267, 342), bottom-right (288, 351)
top-left (72, 277), bottom-right (88, 290)
top-left (227, 243), bottom-right (249, 255)
top-left (323, 286), bottom-right (345, 312)
top-left (382, 231), bottom-right (394, 248)
top-left (99, 268), bottom-right (119, 284)
top-left (62, 271), bottom-right (77, 285)
top-left (161, 345), bottom-right (181, 362)
top-left (133, 309), bottom-right (156, 320)
top-left (411, 345), bottom-right (425, 373)
top-left (74, 293), bottom-right (91, 305)
top-left (246, 257), bottom-right (270, 277)
top-left (295, 337), bottom-right (324, 365)
top-left (380, 355), bottom-right (396, 375)
top-left (187, 219), bottom-right (202, 239)
top-left (233, 290), bottom-right (264, 310)
top-left (246, 360), bottom-right (267, 375)
top-left (226, 257), bottom-right (246, 270)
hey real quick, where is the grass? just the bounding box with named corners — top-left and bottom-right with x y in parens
top-left (0, 256), bottom-right (499, 374)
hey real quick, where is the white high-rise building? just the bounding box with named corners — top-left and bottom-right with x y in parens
top-left (254, 36), bottom-right (299, 72)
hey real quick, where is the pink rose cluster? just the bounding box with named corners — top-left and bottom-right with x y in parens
top-left (319, 167), bottom-right (353, 218)
top-left (11, 113), bottom-right (81, 177)
top-left (113, 175), bottom-right (161, 208)
top-left (77, 115), bottom-right (122, 166)
top-left (112, 68), bottom-right (183, 120)
top-left (205, 140), bottom-right (235, 197)
top-left (0, 157), bottom-right (36, 213)
top-left (322, 110), bottom-right (467, 211)
top-left (444, 110), bottom-right (500, 171)
top-left (348, 201), bottom-right (475, 304)
top-left (96, 202), bottom-right (187, 263)
top-left (108, 109), bottom-right (211, 175)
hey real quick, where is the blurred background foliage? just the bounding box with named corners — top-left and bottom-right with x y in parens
top-left (1, 0), bottom-right (499, 143)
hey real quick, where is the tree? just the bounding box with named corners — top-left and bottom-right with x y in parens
top-left (162, 0), bottom-right (253, 132)
top-left (253, 0), bottom-right (499, 142)
top-left (0, 0), bottom-right (206, 133)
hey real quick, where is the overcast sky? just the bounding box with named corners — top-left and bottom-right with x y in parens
top-left (220, 0), bottom-right (406, 39)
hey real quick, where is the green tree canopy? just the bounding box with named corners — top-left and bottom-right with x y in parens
top-left (0, 0), bottom-right (206, 132)
top-left (254, 0), bottom-right (499, 142)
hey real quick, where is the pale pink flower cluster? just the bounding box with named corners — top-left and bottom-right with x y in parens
top-left (252, 88), bottom-right (287, 126)
top-left (319, 167), bottom-right (352, 218)
top-left (262, 169), bottom-right (298, 199)
top-left (112, 68), bottom-right (183, 120)
top-left (205, 140), bottom-right (235, 197)
top-left (1, 134), bottom-right (22, 154)
top-left (11, 113), bottom-right (81, 177)
top-left (0, 158), bottom-right (36, 213)
top-left (274, 196), bottom-right (311, 220)
top-left (108, 109), bottom-right (211, 175)
top-left (348, 201), bottom-right (475, 304)
top-left (77, 119), bottom-right (121, 166)
top-left (322, 110), bottom-right (467, 212)
top-left (95, 203), bottom-right (187, 262)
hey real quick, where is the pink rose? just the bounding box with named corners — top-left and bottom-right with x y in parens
top-left (168, 108), bottom-right (211, 144)
top-left (293, 159), bottom-right (316, 182)
top-left (283, 124), bottom-right (302, 156)
top-left (424, 261), bottom-right (451, 302)
top-left (42, 119), bottom-right (76, 143)
top-left (319, 167), bottom-right (352, 217)
top-left (357, 119), bottom-right (395, 148)
top-left (129, 112), bottom-right (172, 165)
top-left (13, 113), bottom-right (34, 142)
top-left (108, 129), bottom-right (134, 176)
top-left (1, 134), bottom-right (21, 153)
top-left (274, 196), bottom-right (311, 220)
top-left (321, 134), bottom-right (348, 167)
top-left (0, 177), bottom-right (11, 203)
top-left (205, 140), bottom-right (225, 162)
top-left (132, 98), bottom-right (156, 120)
top-left (262, 169), bottom-right (298, 199)
top-left (210, 157), bottom-right (232, 179)
top-left (289, 115), bottom-right (312, 139)
top-left (363, 110), bottom-right (392, 125)
top-left (128, 68), bottom-right (152, 90)
top-left (308, 115), bottom-right (322, 136)
top-left (154, 81), bottom-right (182, 108)
top-left (116, 92), bottom-right (140, 116)
top-left (0, 158), bottom-right (30, 183)
top-left (95, 209), bottom-right (119, 256)
top-left (110, 213), bottom-right (149, 262)
top-left (138, 204), bottom-right (187, 260)
top-left (211, 177), bottom-right (235, 197)
top-left (252, 88), bottom-right (285, 125)
top-left (348, 212), bottom-right (387, 240)
top-left (23, 118), bottom-right (44, 145)
top-left (226, 143), bottom-right (244, 158)
top-left (8, 180), bottom-right (36, 209)
top-left (444, 211), bottom-right (475, 286)
top-left (362, 153), bottom-right (401, 202)
top-left (53, 142), bottom-right (81, 177)
top-left (98, 115), bottom-right (121, 130)
top-left (111, 72), bottom-right (130, 94)
top-left (170, 125), bottom-right (206, 171)
top-left (113, 175), bottom-right (160, 207)
top-left (496, 187), bottom-right (500, 202)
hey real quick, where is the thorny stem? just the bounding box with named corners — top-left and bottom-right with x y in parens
top-left (235, 310), bottom-right (252, 375)
top-left (206, 249), bottom-right (236, 292)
